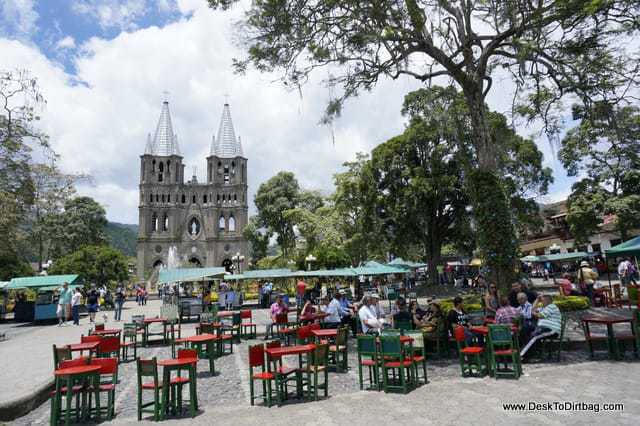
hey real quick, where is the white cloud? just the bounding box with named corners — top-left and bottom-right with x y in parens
top-left (0, 0), bottom-right (38, 38)
top-left (72, 0), bottom-right (148, 31)
top-left (55, 35), bottom-right (76, 50)
top-left (0, 4), bottom-right (570, 223)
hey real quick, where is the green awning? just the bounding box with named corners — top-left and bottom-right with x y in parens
top-left (38, 284), bottom-right (84, 292)
top-left (158, 267), bottom-right (227, 284)
top-left (353, 261), bottom-right (408, 275)
top-left (240, 269), bottom-right (293, 279)
top-left (7, 274), bottom-right (81, 290)
top-left (387, 258), bottom-right (427, 269)
top-left (606, 236), bottom-right (640, 258)
top-left (293, 268), bottom-right (357, 278)
top-left (521, 252), bottom-right (588, 263)
top-left (0, 281), bottom-right (9, 290)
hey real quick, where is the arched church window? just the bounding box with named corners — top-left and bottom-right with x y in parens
top-left (155, 194), bottom-right (159, 202)
top-left (158, 162), bottom-right (164, 182)
top-left (217, 193), bottom-right (220, 203)
top-left (181, 194), bottom-right (186, 204)
top-left (161, 194), bottom-right (165, 203)
top-left (188, 217), bottom-right (201, 236)
top-left (152, 160), bottom-right (156, 172)
top-left (175, 163), bottom-right (179, 183)
top-left (192, 194), bottom-right (196, 203)
top-left (203, 194), bottom-right (207, 204)
top-left (231, 161), bottom-right (235, 174)
top-left (163, 214), bottom-right (169, 231)
top-left (242, 164), bottom-right (245, 182)
top-left (149, 193), bottom-right (153, 203)
top-left (234, 193), bottom-right (237, 202)
top-left (222, 194), bottom-right (226, 203)
top-left (167, 194), bottom-right (171, 203)
top-left (229, 216), bottom-right (236, 232)
top-left (218, 215), bottom-right (226, 231)
top-left (151, 213), bottom-right (158, 232)
top-left (217, 161), bottom-right (222, 173)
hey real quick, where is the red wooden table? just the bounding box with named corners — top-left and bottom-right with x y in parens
top-left (53, 365), bottom-right (102, 424)
top-left (311, 328), bottom-right (337, 339)
top-left (581, 314), bottom-right (635, 359)
top-left (470, 325), bottom-right (519, 336)
top-left (265, 343), bottom-right (316, 358)
top-left (68, 341), bottom-right (100, 355)
top-left (157, 358), bottom-right (198, 420)
top-left (300, 312), bottom-right (329, 323)
top-left (184, 333), bottom-right (218, 374)
top-left (92, 328), bottom-right (121, 337)
top-left (217, 311), bottom-right (233, 318)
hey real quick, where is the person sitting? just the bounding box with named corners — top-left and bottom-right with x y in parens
top-left (517, 292), bottom-right (535, 341)
top-left (483, 283), bottom-right (499, 318)
top-left (264, 295), bottom-right (287, 340)
top-left (494, 296), bottom-right (520, 325)
top-left (557, 273), bottom-right (580, 296)
top-left (392, 298), bottom-right (413, 328)
top-left (324, 293), bottom-right (343, 329)
top-left (409, 300), bottom-right (428, 328)
top-left (508, 281), bottom-right (537, 307)
top-left (358, 295), bottom-right (384, 334)
top-left (300, 296), bottom-right (316, 318)
top-left (421, 303), bottom-right (444, 336)
top-left (520, 294), bottom-right (562, 357)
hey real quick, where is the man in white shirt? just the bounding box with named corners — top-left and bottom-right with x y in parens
top-left (358, 295), bottom-right (383, 334)
top-left (325, 294), bottom-right (342, 327)
top-left (71, 288), bottom-right (82, 326)
top-left (618, 259), bottom-right (630, 285)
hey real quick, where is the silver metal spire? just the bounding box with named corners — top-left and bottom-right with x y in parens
top-left (144, 133), bottom-right (153, 154)
top-left (149, 101), bottom-right (180, 156)
top-left (212, 103), bottom-right (243, 158)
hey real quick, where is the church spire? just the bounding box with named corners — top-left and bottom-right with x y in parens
top-left (148, 100), bottom-right (181, 156)
top-left (211, 102), bottom-right (243, 158)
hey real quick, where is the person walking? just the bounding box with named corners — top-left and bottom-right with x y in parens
top-left (71, 287), bottom-right (82, 326)
top-left (114, 284), bottom-right (125, 321)
top-left (57, 282), bottom-right (72, 326)
top-left (86, 285), bottom-right (99, 323)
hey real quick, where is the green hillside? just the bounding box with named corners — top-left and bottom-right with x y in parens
top-left (105, 222), bottom-right (139, 257)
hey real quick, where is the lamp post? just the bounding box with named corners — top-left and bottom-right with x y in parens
top-left (305, 254), bottom-right (317, 271)
top-left (232, 252), bottom-right (245, 274)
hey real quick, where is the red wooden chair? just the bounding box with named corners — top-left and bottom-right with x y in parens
top-left (89, 357), bottom-right (118, 420)
top-left (94, 323), bottom-right (105, 332)
top-left (98, 337), bottom-right (121, 361)
top-left (453, 326), bottom-right (486, 377)
top-left (49, 358), bottom-right (89, 424)
top-left (81, 334), bottom-right (102, 344)
top-left (240, 310), bottom-right (257, 339)
top-left (265, 340), bottom-right (297, 399)
top-left (174, 350), bottom-right (198, 416)
top-left (296, 325), bottom-right (313, 344)
top-left (248, 344), bottom-right (275, 406)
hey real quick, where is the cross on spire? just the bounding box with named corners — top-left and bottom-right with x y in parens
top-left (162, 90), bottom-right (170, 103)
top-left (223, 93), bottom-right (230, 105)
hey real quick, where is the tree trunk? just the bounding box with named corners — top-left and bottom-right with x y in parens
top-left (424, 235), bottom-right (442, 286)
top-left (463, 87), bottom-right (518, 291)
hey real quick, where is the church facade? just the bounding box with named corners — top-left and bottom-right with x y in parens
top-left (136, 100), bottom-right (248, 278)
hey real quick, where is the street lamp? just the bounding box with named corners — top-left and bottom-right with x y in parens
top-left (305, 254), bottom-right (317, 271)
top-left (232, 252), bottom-right (245, 274)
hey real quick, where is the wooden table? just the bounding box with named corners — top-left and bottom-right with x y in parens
top-left (68, 341), bottom-right (100, 356)
top-left (157, 357), bottom-right (198, 419)
top-left (53, 365), bottom-right (101, 425)
top-left (311, 328), bottom-right (337, 342)
top-left (581, 314), bottom-right (635, 359)
top-left (300, 312), bottom-right (329, 323)
top-left (183, 334), bottom-right (218, 374)
top-left (265, 344), bottom-right (316, 400)
top-left (143, 317), bottom-right (168, 346)
top-left (92, 328), bottom-right (121, 337)
top-left (217, 311), bottom-right (233, 318)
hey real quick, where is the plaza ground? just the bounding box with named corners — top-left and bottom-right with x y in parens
top-left (1, 296), bottom-right (639, 425)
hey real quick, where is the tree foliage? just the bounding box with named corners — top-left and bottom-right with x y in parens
top-left (48, 196), bottom-right (108, 257)
top-left (243, 215), bottom-right (270, 265)
top-left (48, 245), bottom-right (129, 287)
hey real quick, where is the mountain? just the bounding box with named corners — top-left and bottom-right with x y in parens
top-left (105, 222), bottom-right (139, 257)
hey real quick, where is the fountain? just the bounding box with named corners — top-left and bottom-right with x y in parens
top-left (167, 246), bottom-right (182, 269)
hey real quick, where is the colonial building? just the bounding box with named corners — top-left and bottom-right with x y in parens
top-left (136, 100), bottom-right (248, 278)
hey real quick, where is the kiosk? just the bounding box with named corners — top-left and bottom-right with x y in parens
top-left (6, 275), bottom-right (82, 322)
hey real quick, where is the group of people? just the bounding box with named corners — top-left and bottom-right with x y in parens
top-left (55, 282), bottom-right (129, 326)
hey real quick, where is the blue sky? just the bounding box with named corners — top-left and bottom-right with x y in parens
top-left (1, 0), bottom-right (576, 223)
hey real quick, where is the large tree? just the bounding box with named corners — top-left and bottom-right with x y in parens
top-left (48, 196), bottom-right (108, 257)
top-left (48, 245), bottom-right (129, 288)
top-left (562, 104), bottom-right (640, 243)
top-left (208, 0), bottom-right (639, 284)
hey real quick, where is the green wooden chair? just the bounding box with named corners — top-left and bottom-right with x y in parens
top-left (136, 358), bottom-right (162, 421)
top-left (356, 335), bottom-right (380, 391)
top-left (302, 344), bottom-right (329, 401)
top-left (394, 319), bottom-right (413, 332)
top-left (121, 323), bottom-right (138, 362)
top-left (405, 331), bottom-right (428, 385)
top-left (487, 324), bottom-right (521, 379)
top-left (328, 326), bottom-right (349, 372)
top-left (453, 326), bottom-right (486, 377)
top-left (379, 335), bottom-right (414, 393)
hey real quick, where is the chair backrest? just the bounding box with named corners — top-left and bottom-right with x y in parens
top-left (613, 284), bottom-right (623, 300)
top-left (297, 325), bottom-right (312, 341)
top-left (178, 349), bottom-right (198, 359)
top-left (53, 344), bottom-right (72, 369)
top-left (241, 310), bottom-right (252, 320)
top-left (248, 344), bottom-right (266, 368)
top-left (488, 324), bottom-right (512, 346)
top-left (309, 322), bottom-right (321, 331)
top-left (161, 303), bottom-right (179, 321)
top-left (405, 331), bottom-right (424, 349)
top-left (90, 357), bottom-right (118, 376)
top-left (59, 357), bottom-right (88, 369)
top-left (380, 329), bottom-right (401, 337)
top-left (132, 314), bottom-right (145, 326)
top-left (232, 312), bottom-right (242, 326)
top-left (137, 358), bottom-right (158, 384)
top-left (200, 323), bottom-right (216, 335)
top-left (81, 334), bottom-right (102, 343)
top-left (200, 312), bottom-right (213, 323)
top-left (379, 335), bottom-right (402, 356)
top-left (310, 343), bottom-right (329, 368)
top-left (395, 319), bottom-right (412, 331)
top-left (356, 335), bottom-right (377, 356)
top-left (453, 325), bottom-right (466, 343)
top-left (467, 312), bottom-right (485, 326)
top-left (94, 323), bottom-right (105, 331)
top-left (123, 323), bottom-right (137, 338)
top-left (336, 326), bottom-right (349, 346)
top-left (99, 336), bottom-right (120, 354)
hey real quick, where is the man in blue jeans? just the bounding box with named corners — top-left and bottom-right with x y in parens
top-left (71, 288), bottom-right (82, 325)
top-left (114, 285), bottom-right (125, 321)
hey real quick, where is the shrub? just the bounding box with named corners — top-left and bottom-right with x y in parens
top-left (244, 292), bottom-right (259, 301)
top-left (439, 297), bottom-right (483, 315)
top-left (552, 295), bottom-right (590, 311)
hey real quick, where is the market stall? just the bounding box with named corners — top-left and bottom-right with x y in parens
top-left (6, 275), bottom-right (82, 322)
top-left (157, 267), bottom-right (227, 319)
